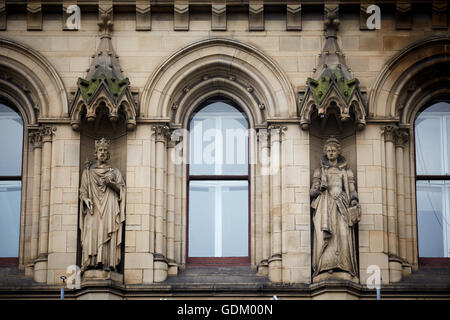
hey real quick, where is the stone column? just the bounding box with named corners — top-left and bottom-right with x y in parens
top-left (174, 134), bottom-right (184, 266)
top-left (402, 132), bottom-right (414, 272)
top-left (166, 133), bottom-right (177, 276)
top-left (152, 125), bottom-right (169, 282)
top-left (257, 129), bottom-right (271, 276)
top-left (29, 130), bottom-right (42, 264)
top-left (382, 125), bottom-right (402, 283)
top-left (268, 125), bottom-right (282, 282)
top-left (35, 126), bottom-right (55, 283)
top-left (395, 130), bottom-right (409, 272)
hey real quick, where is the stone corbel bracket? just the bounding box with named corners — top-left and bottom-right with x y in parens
top-left (298, 73), bottom-right (367, 131)
top-left (211, 0), bottom-right (226, 31)
top-left (0, 0), bottom-right (6, 30)
top-left (174, 1), bottom-right (189, 31)
top-left (136, 0), bottom-right (151, 31)
top-left (27, 0), bottom-right (42, 31)
top-left (432, 0), bottom-right (448, 30)
top-left (286, 2), bottom-right (301, 31)
top-left (396, 0), bottom-right (412, 30)
top-left (249, 1), bottom-right (264, 31)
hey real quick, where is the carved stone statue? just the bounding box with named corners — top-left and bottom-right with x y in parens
top-left (79, 138), bottom-right (126, 272)
top-left (310, 138), bottom-right (360, 281)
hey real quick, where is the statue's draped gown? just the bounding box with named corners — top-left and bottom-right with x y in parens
top-left (311, 156), bottom-right (359, 277)
top-left (79, 164), bottom-right (126, 271)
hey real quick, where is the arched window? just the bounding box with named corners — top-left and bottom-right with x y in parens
top-left (0, 103), bottom-right (23, 261)
top-left (187, 98), bottom-right (249, 264)
top-left (415, 101), bottom-right (450, 260)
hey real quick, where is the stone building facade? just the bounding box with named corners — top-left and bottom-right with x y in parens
top-left (0, 0), bottom-right (449, 299)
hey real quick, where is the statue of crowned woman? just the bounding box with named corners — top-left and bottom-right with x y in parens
top-left (310, 137), bottom-right (360, 281)
top-left (79, 138), bottom-right (126, 272)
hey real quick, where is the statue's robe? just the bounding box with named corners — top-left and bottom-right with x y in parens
top-left (79, 163), bottom-right (126, 271)
top-left (311, 156), bottom-right (359, 277)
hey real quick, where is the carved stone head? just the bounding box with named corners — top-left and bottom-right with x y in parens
top-left (323, 137), bottom-right (342, 160)
top-left (94, 137), bottom-right (111, 163)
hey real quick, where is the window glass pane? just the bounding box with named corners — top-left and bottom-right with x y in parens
top-left (189, 102), bottom-right (248, 175)
top-left (447, 116), bottom-right (450, 175)
top-left (415, 116), bottom-right (442, 175)
top-left (0, 104), bottom-right (23, 176)
top-left (0, 181), bottom-right (21, 257)
top-left (416, 180), bottom-right (450, 258)
top-left (188, 180), bottom-right (248, 257)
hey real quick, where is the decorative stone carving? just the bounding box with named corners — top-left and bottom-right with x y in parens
top-left (0, 0), bottom-right (6, 31)
top-left (99, 0), bottom-right (113, 21)
top-left (432, 0), bottom-right (448, 30)
top-left (286, 2), bottom-right (302, 31)
top-left (396, 0), bottom-right (412, 30)
top-left (79, 138), bottom-right (126, 273)
top-left (298, 9), bottom-right (366, 131)
top-left (382, 125), bottom-right (398, 143)
top-left (174, 1), bottom-right (189, 31)
top-left (310, 137), bottom-right (360, 282)
top-left (152, 124), bottom-right (171, 143)
top-left (136, 0), bottom-right (151, 31)
top-left (395, 129), bottom-right (409, 148)
top-left (27, 0), bottom-right (42, 31)
top-left (211, 0), bottom-right (226, 31)
top-left (29, 125), bottom-right (56, 147)
top-left (69, 13), bottom-right (137, 131)
top-left (249, 1), bottom-right (264, 31)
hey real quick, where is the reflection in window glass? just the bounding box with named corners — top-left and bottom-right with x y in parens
top-left (189, 102), bottom-right (248, 176)
top-left (416, 181), bottom-right (448, 257)
top-left (415, 101), bottom-right (450, 259)
top-left (0, 181), bottom-right (21, 257)
top-left (0, 104), bottom-right (23, 176)
top-left (415, 102), bottom-right (450, 175)
top-left (188, 181), bottom-right (248, 257)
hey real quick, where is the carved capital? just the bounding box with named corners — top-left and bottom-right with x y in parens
top-left (40, 125), bottom-right (57, 143)
top-left (395, 129), bottom-right (409, 148)
top-left (257, 129), bottom-right (271, 147)
top-left (152, 125), bottom-right (170, 143)
top-left (382, 125), bottom-right (398, 143)
top-left (29, 130), bottom-right (43, 149)
top-left (268, 125), bottom-right (287, 142)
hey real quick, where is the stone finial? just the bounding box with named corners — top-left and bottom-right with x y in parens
top-left (298, 3), bottom-right (366, 132)
top-left (69, 10), bottom-right (137, 131)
